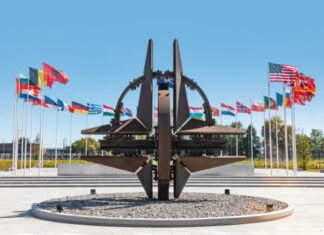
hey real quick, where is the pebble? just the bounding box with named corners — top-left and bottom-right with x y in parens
top-left (39, 192), bottom-right (288, 219)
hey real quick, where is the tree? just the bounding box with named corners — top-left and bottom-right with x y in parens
top-left (296, 134), bottom-right (311, 170)
top-left (72, 138), bottom-right (99, 154)
top-left (310, 129), bottom-right (323, 160)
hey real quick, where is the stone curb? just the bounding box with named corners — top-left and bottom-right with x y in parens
top-left (31, 203), bottom-right (294, 227)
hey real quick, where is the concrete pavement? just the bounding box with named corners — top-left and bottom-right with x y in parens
top-left (0, 187), bottom-right (323, 234)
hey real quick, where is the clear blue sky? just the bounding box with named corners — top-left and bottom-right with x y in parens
top-left (0, 0), bottom-right (323, 147)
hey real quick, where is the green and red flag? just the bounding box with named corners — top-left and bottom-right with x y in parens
top-left (264, 96), bottom-right (278, 110)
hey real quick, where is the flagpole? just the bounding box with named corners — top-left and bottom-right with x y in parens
top-left (275, 109), bottom-right (279, 170)
top-left (250, 98), bottom-right (253, 165)
top-left (21, 101), bottom-right (25, 172)
top-left (24, 97), bottom-right (29, 176)
top-left (69, 112), bottom-right (72, 164)
top-left (264, 107), bottom-right (267, 169)
top-left (291, 92), bottom-right (297, 176)
top-left (236, 112), bottom-right (238, 156)
top-left (283, 85), bottom-right (289, 175)
top-left (29, 105), bottom-right (33, 172)
top-left (268, 63), bottom-right (273, 175)
top-left (15, 79), bottom-right (21, 175)
top-left (101, 110), bottom-right (104, 156)
top-left (55, 110), bottom-right (58, 168)
top-left (39, 77), bottom-right (44, 176)
top-left (220, 111), bottom-right (223, 156)
top-left (12, 80), bottom-right (18, 175)
top-left (41, 106), bottom-right (45, 169)
top-left (85, 113), bottom-right (88, 156)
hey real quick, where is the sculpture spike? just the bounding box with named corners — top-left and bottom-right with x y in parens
top-left (173, 39), bottom-right (190, 131)
top-left (137, 39), bottom-right (153, 131)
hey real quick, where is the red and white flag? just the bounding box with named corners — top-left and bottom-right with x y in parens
top-left (251, 100), bottom-right (265, 112)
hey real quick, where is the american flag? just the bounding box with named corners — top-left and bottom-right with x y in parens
top-left (269, 63), bottom-right (298, 83)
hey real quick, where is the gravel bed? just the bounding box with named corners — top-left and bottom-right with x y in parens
top-left (38, 192), bottom-right (288, 219)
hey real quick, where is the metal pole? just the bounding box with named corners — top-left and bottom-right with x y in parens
top-left (69, 113), bottom-right (72, 164)
top-left (85, 113), bottom-right (88, 156)
top-left (29, 105), bottom-right (33, 172)
top-left (55, 110), bottom-right (58, 168)
top-left (21, 101), bottom-right (25, 172)
top-left (291, 92), bottom-right (297, 175)
top-left (276, 109), bottom-right (279, 170)
top-left (38, 103), bottom-right (42, 176)
top-left (24, 98), bottom-right (28, 175)
top-left (236, 113), bottom-right (238, 156)
top-left (283, 86), bottom-right (289, 175)
top-left (12, 82), bottom-right (17, 175)
top-left (250, 98), bottom-right (253, 164)
top-left (268, 63), bottom-right (273, 175)
top-left (41, 106), bottom-right (45, 169)
top-left (264, 110), bottom-right (267, 169)
top-left (101, 112), bottom-right (104, 156)
top-left (220, 112), bottom-right (223, 156)
top-left (15, 83), bottom-right (20, 175)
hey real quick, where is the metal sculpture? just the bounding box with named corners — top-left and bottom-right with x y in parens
top-left (81, 39), bottom-right (246, 200)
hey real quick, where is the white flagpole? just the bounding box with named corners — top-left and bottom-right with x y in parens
top-left (268, 63), bottom-right (273, 175)
top-left (15, 80), bottom-right (21, 175)
top-left (12, 80), bottom-right (18, 175)
top-left (220, 110), bottom-right (223, 156)
top-left (85, 113), bottom-right (88, 156)
top-left (275, 109), bottom-right (279, 170)
top-left (101, 110), bottom-right (104, 156)
top-left (41, 106), bottom-right (45, 169)
top-left (283, 86), bottom-right (289, 175)
top-left (39, 75), bottom-right (44, 176)
top-left (250, 98), bottom-right (253, 164)
top-left (29, 105), bottom-right (33, 172)
top-left (236, 112), bottom-right (238, 156)
top-left (23, 80), bottom-right (30, 175)
top-left (291, 92), bottom-right (297, 175)
top-left (69, 112), bottom-right (72, 164)
top-left (264, 107), bottom-right (267, 169)
top-left (55, 110), bottom-right (58, 168)
top-left (21, 101), bottom-right (25, 172)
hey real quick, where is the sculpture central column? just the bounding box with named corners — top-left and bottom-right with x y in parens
top-left (158, 85), bottom-right (171, 200)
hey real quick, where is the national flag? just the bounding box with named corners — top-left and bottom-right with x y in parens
top-left (29, 67), bottom-right (52, 88)
top-left (20, 88), bottom-right (39, 97)
top-left (154, 106), bottom-right (158, 118)
top-left (87, 103), bottom-right (102, 115)
top-left (264, 96), bottom-right (278, 110)
top-left (221, 103), bottom-right (235, 116)
top-left (276, 93), bottom-right (291, 108)
top-left (294, 96), bottom-right (306, 105)
top-left (294, 93), bottom-right (313, 102)
top-left (236, 101), bottom-right (251, 114)
top-left (211, 107), bottom-right (219, 117)
top-left (251, 100), bottom-right (265, 112)
top-left (269, 63), bottom-right (298, 83)
top-left (44, 96), bottom-right (61, 110)
top-left (19, 94), bottom-right (39, 102)
top-left (43, 62), bottom-right (69, 86)
top-left (293, 73), bottom-right (316, 96)
top-left (189, 106), bottom-right (203, 117)
top-left (57, 99), bottom-right (74, 113)
top-left (72, 101), bottom-right (89, 114)
top-left (121, 107), bottom-right (133, 117)
top-left (103, 105), bottom-right (115, 116)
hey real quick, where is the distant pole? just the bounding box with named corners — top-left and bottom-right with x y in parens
top-left (267, 63), bottom-right (273, 175)
top-left (24, 99), bottom-right (29, 175)
top-left (69, 112), bottom-right (72, 164)
top-left (55, 110), bottom-right (58, 168)
top-left (39, 74), bottom-right (44, 176)
top-left (235, 113), bottom-right (238, 156)
top-left (291, 92), bottom-right (297, 175)
top-left (250, 98), bottom-right (253, 164)
top-left (21, 101), bottom-right (25, 172)
top-left (220, 111), bottom-right (223, 156)
top-left (12, 80), bottom-right (18, 175)
top-left (283, 85), bottom-right (289, 175)
top-left (15, 81), bottom-right (21, 175)
top-left (275, 109), bottom-right (279, 170)
top-left (101, 111), bottom-right (104, 156)
top-left (263, 110), bottom-right (267, 169)
top-left (85, 113), bottom-right (88, 156)
top-left (41, 107), bottom-right (45, 169)
top-left (29, 105), bottom-right (33, 172)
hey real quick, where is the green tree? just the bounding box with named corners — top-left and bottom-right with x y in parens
top-left (72, 138), bottom-right (99, 154)
top-left (296, 134), bottom-right (311, 170)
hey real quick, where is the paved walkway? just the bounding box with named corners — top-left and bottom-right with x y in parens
top-left (2, 167), bottom-right (323, 177)
top-left (0, 187), bottom-right (323, 234)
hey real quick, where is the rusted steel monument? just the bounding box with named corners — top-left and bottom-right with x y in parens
top-left (81, 40), bottom-right (245, 200)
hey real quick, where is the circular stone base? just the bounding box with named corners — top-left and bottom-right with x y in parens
top-left (31, 193), bottom-right (294, 227)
